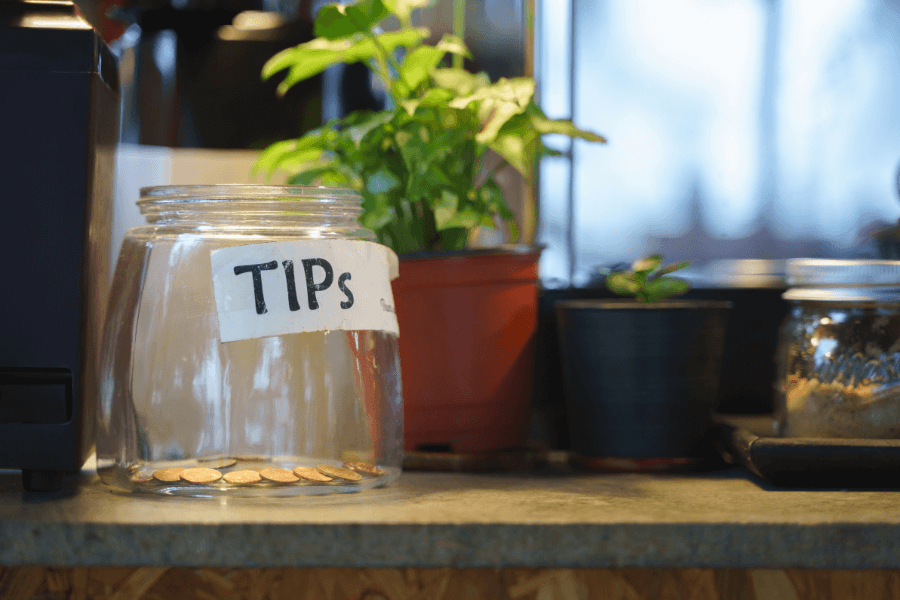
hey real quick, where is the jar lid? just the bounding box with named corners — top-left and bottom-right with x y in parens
top-left (698, 259), bottom-right (786, 289)
top-left (784, 259), bottom-right (900, 302)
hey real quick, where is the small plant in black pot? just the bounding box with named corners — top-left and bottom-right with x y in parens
top-left (605, 255), bottom-right (691, 303)
top-left (555, 256), bottom-right (731, 469)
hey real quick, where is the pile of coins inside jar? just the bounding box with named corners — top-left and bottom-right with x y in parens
top-left (130, 457), bottom-right (386, 488)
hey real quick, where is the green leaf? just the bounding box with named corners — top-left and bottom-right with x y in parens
top-left (419, 88), bottom-right (454, 106)
top-left (400, 99), bottom-right (421, 116)
top-left (253, 139), bottom-right (299, 176)
top-left (396, 125), bottom-right (429, 175)
top-left (314, 0), bottom-right (388, 40)
top-left (449, 78), bottom-right (535, 144)
top-left (343, 28), bottom-right (430, 62)
top-left (288, 166), bottom-right (350, 186)
top-left (476, 101), bottom-right (524, 144)
top-left (604, 256), bottom-right (691, 302)
top-left (367, 168), bottom-right (401, 194)
top-left (400, 46), bottom-right (446, 91)
top-left (437, 227), bottom-right (469, 250)
top-left (438, 207), bottom-right (479, 230)
top-left (270, 148), bottom-right (327, 173)
top-left (435, 34), bottom-right (471, 58)
top-left (360, 201), bottom-right (394, 230)
top-left (643, 277), bottom-right (690, 302)
top-left (434, 190), bottom-right (458, 228)
top-left (449, 77), bottom-right (534, 111)
top-left (530, 113), bottom-right (607, 143)
top-left (261, 46), bottom-right (302, 81)
top-left (489, 131), bottom-right (527, 174)
top-left (266, 29), bottom-right (428, 95)
top-left (431, 68), bottom-right (489, 95)
top-left (345, 110), bottom-right (396, 142)
top-left (606, 272), bottom-right (641, 296)
top-left (262, 37), bottom-right (350, 80)
top-left (480, 180), bottom-right (514, 221)
top-left (538, 146), bottom-right (565, 158)
top-left (252, 136), bottom-right (328, 176)
top-left (382, 0), bottom-right (433, 26)
top-left (632, 255), bottom-right (662, 274)
top-left (488, 112), bottom-right (539, 175)
top-left (424, 161), bottom-right (454, 191)
top-left (507, 220), bottom-right (519, 242)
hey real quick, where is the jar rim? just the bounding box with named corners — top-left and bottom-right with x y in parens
top-left (134, 185), bottom-right (367, 234)
top-left (786, 258), bottom-right (900, 287)
top-left (138, 184), bottom-right (360, 204)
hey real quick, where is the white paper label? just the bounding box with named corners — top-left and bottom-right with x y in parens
top-left (210, 240), bottom-right (399, 342)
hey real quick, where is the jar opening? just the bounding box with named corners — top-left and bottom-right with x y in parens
top-left (136, 185), bottom-right (365, 233)
top-left (139, 184), bottom-right (361, 203)
top-left (784, 259), bottom-right (900, 303)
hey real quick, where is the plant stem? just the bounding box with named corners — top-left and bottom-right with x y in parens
top-left (476, 155), bottom-right (507, 188)
top-left (453, 0), bottom-right (465, 70)
top-left (345, 11), bottom-right (417, 101)
top-left (366, 30), bottom-right (419, 100)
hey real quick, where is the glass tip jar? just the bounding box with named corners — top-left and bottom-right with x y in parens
top-left (97, 185), bottom-right (403, 496)
top-left (777, 259), bottom-right (900, 439)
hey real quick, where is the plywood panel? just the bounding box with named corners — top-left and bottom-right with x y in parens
top-left (1, 567), bottom-right (898, 600)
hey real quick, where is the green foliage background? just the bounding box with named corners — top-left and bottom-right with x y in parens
top-left (255, 0), bottom-right (605, 253)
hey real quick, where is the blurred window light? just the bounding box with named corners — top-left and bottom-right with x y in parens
top-left (774, 0), bottom-right (900, 241)
top-left (18, 14), bottom-right (91, 28)
top-left (537, 0), bottom-right (571, 119)
top-left (535, 0), bottom-right (574, 282)
top-left (218, 11), bottom-right (286, 40)
top-left (537, 0), bottom-right (900, 286)
top-left (233, 11), bottom-right (285, 31)
top-left (152, 29), bottom-right (177, 84)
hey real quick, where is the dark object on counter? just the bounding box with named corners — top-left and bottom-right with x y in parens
top-left (403, 448), bottom-right (546, 472)
top-left (531, 261), bottom-right (788, 450)
top-left (113, 0), bottom-right (322, 148)
top-left (719, 417), bottom-right (900, 488)
top-left (531, 287), bottom-right (599, 450)
top-left (556, 300), bottom-right (731, 458)
top-left (687, 289), bottom-right (788, 415)
top-left (0, 1), bottom-right (118, 491)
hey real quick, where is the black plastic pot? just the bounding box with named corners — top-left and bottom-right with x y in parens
top-left (556, 299), bottom-right (731, 458)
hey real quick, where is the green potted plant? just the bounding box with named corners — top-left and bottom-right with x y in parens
top-left (556, 256), bottom-right (732, 468)
top-left (254, 0), bottom-right (604, 453)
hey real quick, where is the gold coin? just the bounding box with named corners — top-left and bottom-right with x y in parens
top-left (344, 461), bottom-right (386, 477)
top-left (259, 468), bottom-right (299, 483)
top-left (293, 466), bottom-right (333, 482)
top-left (153, 468), bottom-right (185, 482)
top-left (180, 467), bottom-right (223, 484)
top-left (316, 464), bottom-right (362, 481)
top-left (198, 457), bottom-right (237, 469)
top-left (131, 473), bottom-right (154, 483)
top-left (235, 455), bottom-right (265, 462)
top-left (222, 469), bottom-right (262, 484)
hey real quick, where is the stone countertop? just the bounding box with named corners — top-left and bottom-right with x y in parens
top-left (1, 467), bottom-right (899, 569)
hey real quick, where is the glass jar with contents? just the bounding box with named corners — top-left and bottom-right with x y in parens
top-left (777, 259), bottom-right (900, 438)
top-left (97, 185), bottom-right (403, 496)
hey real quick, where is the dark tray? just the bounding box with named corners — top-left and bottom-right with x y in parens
top-left (718, 416), bottom-right (900, 488)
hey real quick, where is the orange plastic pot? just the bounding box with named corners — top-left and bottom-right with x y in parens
top-left (392, 246), bottom-right (541, 453)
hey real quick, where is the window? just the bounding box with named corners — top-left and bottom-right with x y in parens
top-left (537, 0), bottom-right (900, 286)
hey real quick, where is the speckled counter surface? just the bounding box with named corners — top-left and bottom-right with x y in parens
top-left (0, 467), bottom-right (898, 569)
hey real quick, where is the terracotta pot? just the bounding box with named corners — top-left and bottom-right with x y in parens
top-left (392, 246), bottom-right (541, 453)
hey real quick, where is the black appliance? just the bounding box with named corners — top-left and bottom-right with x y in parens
top-left (0, 0), bottom-right (118, 491)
